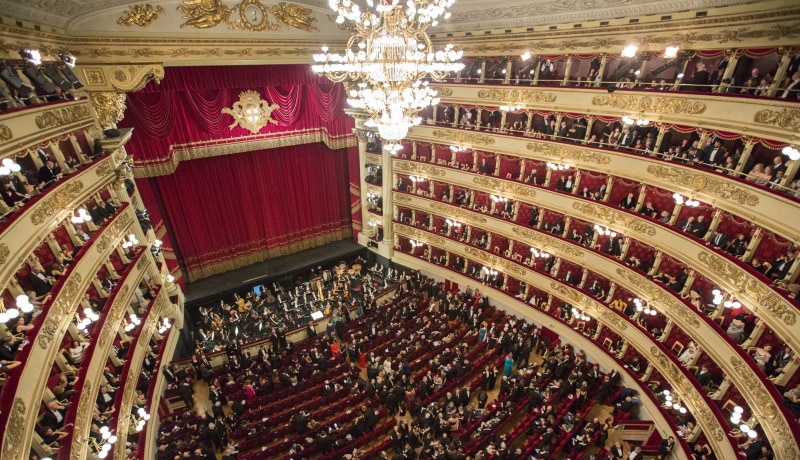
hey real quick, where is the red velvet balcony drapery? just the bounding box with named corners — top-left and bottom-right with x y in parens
top-left (138, 143), bottom-right (352, 282)
top-left (118, 65), bottom-right (354, 175)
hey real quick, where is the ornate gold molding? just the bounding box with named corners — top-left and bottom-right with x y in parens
top-left (645, 165), bottom-right (759, 206)
top-left (36, 275), bottom-right (82, 350)
top-left (431, 129), bottom-right (496, 146)
top-left (394, 193), bottom-right (413, 204)
top-left (432, 86), bottom-right (453, 97)
top-left (697, 251), bottom-right (796, 326)
top-left (753, 108), bottom-right (800, 132)
top-left (109, 64), bottom-right (165, 92)
top-left (511, 226), bottom-right (584, 258)
top-left (365, 153), bottom-right (382, 165)
top-left (89, 92), bottom-right (127, 127)
top-left (477, 88), bottom-right (556, 104)
top-left (177, 0), bottom-right (318, 32)
top-left (117, 4), bottom-right (165, 27)
top-left (71, 380), bottom-right (93, 460)
top-left (614, 268), bottom-right (701, 329)
top-left (471, 176), bottom-right (537, 199)
top-left (34, 105), bottom-right (92, 130)
top-left (526, 141), bottom-right (611, 165)
top-left (94, 159), bottom-right (114, 178)
top-left (0, 124), bottom-right (12, 142)
top-left (222, 90), bottom-right (280, 135)
top-left (394, 223), bottom-right (447, 246)
top-left (430, 201), bottom-right (487, 224)
top-left (571, 202), bottom-right (658, 237)
top-left (461, 245), bottom-right (527, 276)
top-left (98, 285), bottom-right (133, 349)
top-left (2, 398), bottom-right (26, 459)
top-left (94, 213), bottom-right (135, 254)
top-left (29, 181), bottom-right (85, 226)
top-left (0, 244), bottom-right (9, 267)
top-left (394, 160), bottom-right (448, 178)
top-left (591, 94), bottom-right (706, 115)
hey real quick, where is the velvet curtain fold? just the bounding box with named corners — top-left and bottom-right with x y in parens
top-left (140, 143), bottom-right (352, 281)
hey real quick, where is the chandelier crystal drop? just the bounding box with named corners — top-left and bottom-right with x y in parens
top-left (313, 0), bottom-right (464, 149)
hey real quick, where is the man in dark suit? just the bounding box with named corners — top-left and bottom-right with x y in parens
top-left (619, 192), bottom-right (636, 210)
top-left (42, 401), bottom-right (67, 430)
top-left (37, 160), bottom-right (62, 184)
top-left (695, 365), bottom-right (714, 388)
top-left (27, 266), bottom-right (53, 296)
top-left (708, 228), bottom-right (728, 249)
top-left (780, 70), bottom-right (800, 99)
top-left (769, 249), bottom-right (797, 280)
top-left (690, 215), bottom-right (709, 238)
top-left (703, 139), bottom-right (726, 166)
top-left (479, 159), bottom-right (490, 174)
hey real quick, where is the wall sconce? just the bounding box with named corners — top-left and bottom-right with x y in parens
top-left (673, 193), bottom-right (700, 207)
top-left (445, 219), bottom-right (461, 228)
top-left (0, 295), bottom-right (35, 322)
top-left (0, 158), bottom-right (22, 176)
top-left (547, 162), bottom-right (570, 171)
top-left (499, 105), bottom-right (522, 112)
top-left (158, 318), bottom-right (172, 335)
top-left (409, 239), bottom-right (424, 248)
top-left (634, 298), bottom-right (657, 315)
top-left (450, 145), bottom-right (468, 153)
top-left (121, 234), bottom-right (139, 249)
top-left (664, 46), bottom-right (680, 58)
top-left (594, 224), bottom-right (617, 238)
top-left (571, 307), bottom-right (591, 321)
top-left (70, 208), bottom-right (92, 224)
top-left (621, 45), bottom-right (638, 58)
top-left (77, 307), bottom-right (100, 333)
top-left (92, 426), bottom-right (118, 458)
top-left (481, 266), bottom-right (498, 276)
top-left (782, 145), bottom-right (800, 161)
top-left (530, 247), bottom-right (550, 258)
top-left (408, 175), bottom-right (425, 182)
top-left (132, 407), bottom-right (152, 432)
top-left (520, 51), bottom-right (532, 61)
top-left (622, 114), bottom-right (650, 126)
top-left (662, 389), bottom-right (688, 414)
top-left (490, 194), bottom-right (508, 203)
top-left (124, 313), bottom-right (141, 332)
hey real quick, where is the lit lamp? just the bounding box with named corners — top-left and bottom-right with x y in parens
top-left (782, 145), bottom-right (800, 161)
top-left (312, 0), bottom-right (464, 151)
top-left (71, 208), bottom-right (92, 224)
top-left (0, 158), bottom-right (22, 176)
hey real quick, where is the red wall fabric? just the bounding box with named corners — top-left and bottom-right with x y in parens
top-left (139, 143), bottom-right (352, 281)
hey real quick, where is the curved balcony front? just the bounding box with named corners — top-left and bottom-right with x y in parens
top-left (0, 98), bottom-right (95, 158)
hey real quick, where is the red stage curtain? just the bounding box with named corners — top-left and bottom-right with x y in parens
top-left (141, 143), bottom-right (352, 281)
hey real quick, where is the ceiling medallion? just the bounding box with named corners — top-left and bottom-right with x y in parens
top-left (177, 0), bottom-right (317, 31)
top-left (222, 90), bottom-right (280, 134)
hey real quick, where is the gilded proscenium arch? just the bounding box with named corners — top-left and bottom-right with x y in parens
top-left (392, 193), bottom-right (800, 460)
top-left (391, 152), bottom-right (800, 353)
top-left (69, 252), bottom-right (155, 460)
top-left (390, 238), bottom-right (735, 460)
top-left (0, 205), bottom-right (137, 460)
top-left (0, 155), bottom-right (119, 293)
top-left (406, 124), bottom-right (800, 247)
top-left (428, 84), bottom-right (800, 146)
top-left (113, 290), bottom-right (169, 459)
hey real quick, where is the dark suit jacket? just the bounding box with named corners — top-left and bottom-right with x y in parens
top-left (37, 165), bottom-right (61, 184)
top-left (27, 271), bottom-right (52, 296)
top-left (709, 232), bottom-right (728, 248)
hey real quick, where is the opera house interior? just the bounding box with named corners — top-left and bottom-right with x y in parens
top-left (0, 0), bottom-right (799, 459)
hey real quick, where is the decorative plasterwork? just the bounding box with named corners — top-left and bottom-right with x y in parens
top-left (477, 88), bottom-right (556, 104)
top-left (429, 201), bottom-right (487, 225)
top-left (571, 202), bottom-right (658, 237)
top-left (646, 165), bottom-right (760, 206)
top-left (221, 90), bottom-right (280, 135)
top-left (753, 108), bottom-right (800, 132)
top-left (29, 181), bottom-right (85, 226)
top-left (34, 105), bottom-right (93, 130)
top-left (0, 244), bottom-right (8, 267)
top-left (591, 94), bottom-right (706, 115)
top-left (461, 245), bottom-right (527, 276)
top-left (176, 0), bottom-right (317, 32)
top-left (697, 251), bottom-right (796, 327)
top-left (431, 86), bottom-right (453, 97)
top-left (511, 226), bottom-right (585, 259)
top-left (117, 4), bottom-right (165, 27)
top-left (525, 141), bottom-right (611, 166)
top-left (71, 381), bottom-right (94, 460)
top-left (614, 268), bottom-right (701, 329)
top-left (394, 223), bottom-right (446, 246)
top-left (393, 160), bottom-right (448, 178)
top-left (0, 124), bottom-right (12, 142)
top-left (471, 176), bottom-right (537, 199)
top-left (2, 398), bottom-right (26, 459)
top-left (432, 129), bottom-right (496, 146)
top-left (89, 92), bottom-right (127, 127)
top-left (37, 275), bottom-right (83, 349)
top-left (109, 64), bottom-right (165, 92)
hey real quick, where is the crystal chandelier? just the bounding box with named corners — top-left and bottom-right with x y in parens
top-left (312, 0), bottom-right (464, 151)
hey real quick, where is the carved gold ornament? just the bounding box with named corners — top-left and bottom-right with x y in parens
top-left (526, 141), bottom-right (611, 165)
top-left (0, 124), bottom-right (12, 142)
top-left (222, 90), bottom-right (280, 134)
top-left (35, 105), bottom-right (92, 130)
top-left (477, 88), bottom-right (556, 104)
top-left (646, 165), bottom-right (759, 206)
top-left (753, 108), bottom-right (800, 131)
top-left (117, 4), bottom-right (165, 27)
top-left (177, 0), bottom-right (317, 32)
top-left (393, 160), bottom-right (447, 178)
top-left (432, 129), bottom-right (495, 146)
top-left (89, 92), bottom-right (127, 127)
top-left (591, 94), bottom-right (706, 115)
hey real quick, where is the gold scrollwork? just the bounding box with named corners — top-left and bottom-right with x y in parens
top-left (222, 90), bottom-right (280, 135)
top-left (108, 65), bottom-right (165, 92)
top-left (394, 193), bottom-right (413, 203)
top-left (511, 226), bottom-right (585, 258)
top-left (0, 124), bottom-right (12, 142)
top-left (35, 105), bottom-right (92, 130)
top-left (591, 94), bottom-right (706, 115)
top-left (395, 223), bottom-right (446, 246)
top-left (526, 141), bottom-right (612, 165)
top-left (3, 398), bottom-right (26, 459)
top-left (432, 129), bottom-right (496, 146)
top-left (646, 165), bottom-right (759, 206)
top-left (37, 275), bottom-right (83, 349)
top-left (477, 88), bottom-right (556, 104)
top-left (117, 4), bottom-right (165, 26)
top-left (94, 159), bottom-right (113, 178)
top-left (98, 285), bottom-right (133, 349)
top-left (431, 86), bottom-right (453, 97)
top-left (365, 153), bottom-right (382, 165)
top-left (95, 213), bottom-right (134, 254)
top-left (753, 108), bottom-right (800, 132)
top-left (393, 160), bottom-right (447, 177)
top-left (615, 268), bottom-right (701, 329)
top-left (430, 202), bottom-right (487, 224)
top-left (72, 380), bottom-right (93, 460)
top-left (89, 92), bottom-right (128, 127)
top-left (697, 251), bottom-right (795, 326)
top-left (571, 202), bottom-right (658, 236)
top-left (178, 0), bottom-right (317, 32)
top-left (30, 181), bottom-right (85, 226)
top-left (0, 243), bottom-right (9, 267)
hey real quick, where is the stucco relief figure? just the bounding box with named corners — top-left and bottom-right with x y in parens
top-left (270, 3), bottom-right (318, 32)
top-left (178, 0), bottom-right (232, 28)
